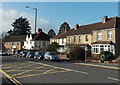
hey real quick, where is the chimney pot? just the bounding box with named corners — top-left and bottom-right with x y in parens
top-left (74, 24), bottom-right (79, 30)
top-left (38, 28), bottom-right (42, 32)
top-left (102, 16), bottom-right (108, 23)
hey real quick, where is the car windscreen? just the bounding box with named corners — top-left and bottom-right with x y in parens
top-left (50, 52), bottom-right (57, 55)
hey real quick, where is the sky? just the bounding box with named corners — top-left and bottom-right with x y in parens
top-left (1, 2), bottom-right (118, 34)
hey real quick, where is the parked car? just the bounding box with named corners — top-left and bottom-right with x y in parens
top-left (34, 52), bottom-right (44, 60)
top-left (0, 52), bottom-right (8, 56)
top-left (26, 51), bottom-right (35, 58)
top-left (44, 51), bottom-right (60, 61)
top-left (14, 50), bottom-right (21, 57)
top-left (19, 51), bottom-right (28, 57)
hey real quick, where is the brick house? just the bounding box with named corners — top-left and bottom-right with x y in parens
top-left (3, 35), bottom-right (26, 54)
top-left (50, 16), bottom-right (120, 58)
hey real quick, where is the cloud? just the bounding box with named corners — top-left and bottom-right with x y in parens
top-left (1, 9), bottom-right (18, 32)
top-left (38, 18), bottom-right (55, 33)
top-left (1, 8), bottom-right (54, 34)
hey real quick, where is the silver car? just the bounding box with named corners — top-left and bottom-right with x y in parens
top-left (44, 51), bottom-right (60, 61)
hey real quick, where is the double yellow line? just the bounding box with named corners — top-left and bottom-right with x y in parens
top-left (0, 69), bottom-right (22, 85)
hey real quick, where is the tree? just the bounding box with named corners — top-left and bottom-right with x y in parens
top-left (58, 22), bottom-right (70, 34)
top-left (8, 16), bottom-right (31, 36)
top-left (6, 29), bottom-right (13, 36)
top-left (46, 42), bottom-right (59, 52)
top-left (48, 29), bottom-right (56, 38)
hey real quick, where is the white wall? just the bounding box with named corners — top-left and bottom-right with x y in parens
top-left (24, 34), bottom-right (50, 50)
top-left (58, 38), bottom-right (66, 46)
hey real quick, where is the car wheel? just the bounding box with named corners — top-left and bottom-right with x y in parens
top-left (44, 57), bottom-right (46, 60)
top-left (48, 57), bottom-right (51, 61)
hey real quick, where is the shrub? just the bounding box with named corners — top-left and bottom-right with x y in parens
top-left (46, 42), bottom-right (59, 52)
top-left (68, 45), bottom-right (85, 60)
top-left (99, 51), bottom-right (114, 62)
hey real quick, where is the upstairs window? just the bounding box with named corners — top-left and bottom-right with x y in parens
top-left (79, 36), bottom-right (81, 42)
top-left (68, 37), bottom-right (70, 43)
top-left (108, 31), bottom-right (112, 39)
top-left (97, 32), bottom-right (102, 40)
top-left (85, 36), bottom-right (89, 42)
top-left (73, 36), bottom-right (76, 43)
top-left (62, 39), bottom-right (64, 44)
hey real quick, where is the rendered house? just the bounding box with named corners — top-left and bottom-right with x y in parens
top-left (50, 31), bottom-right (67, 46)
top-left (23, 29), bottom-right (50, 50)
top-left (3, 35), bottom-right (26, 54)
top-left (50, 16), bottom-right (120, 57)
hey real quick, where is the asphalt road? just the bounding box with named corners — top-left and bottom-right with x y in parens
top-left (1, 56), bottom-right (120, 85)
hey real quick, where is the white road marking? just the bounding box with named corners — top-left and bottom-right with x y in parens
top-left (80, 71), bottom-right (88, 74)
top-left (108, 77), bottom-right (120, 81)
top-left (28, 61), bottom-right (88, 74)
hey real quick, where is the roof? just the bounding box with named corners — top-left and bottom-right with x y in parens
top-left (52, 16), bottom-right (120, 39)
top-left (75, 16), bottom-right (120, 35)
top-left (91, 41), bottom-right (115, 44)
top-left (33, 32), bottom-right (50, 41)
top-left (51, 31), bottom-right (67, 39)
top-left (4, 35), bottom-right (26, 42)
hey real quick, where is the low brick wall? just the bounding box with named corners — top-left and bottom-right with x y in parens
top-left (59, 54), bottom-right (69, 60)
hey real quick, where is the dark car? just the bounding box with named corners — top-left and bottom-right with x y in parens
top-left (19, 51), bottom-right (28, 57)
top-left (26, 51), bottom-right (35, 58)
top-left (14, 50), bottom-right (21, 57)
top-left (34, 52), bottom-right (44, 60)
top-left (0, 52), bottom-right (8, 56)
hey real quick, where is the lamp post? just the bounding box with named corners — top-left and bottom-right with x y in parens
top-left (26, 6), bottom-right (37, 33)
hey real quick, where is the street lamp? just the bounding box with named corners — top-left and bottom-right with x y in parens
top-left (26, 6), bottom-right (37, 33)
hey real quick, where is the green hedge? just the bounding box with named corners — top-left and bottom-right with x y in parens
top-left (99, 51), bottom-right (114, 62)
top-left (68, 45), bottom-right (85, 60)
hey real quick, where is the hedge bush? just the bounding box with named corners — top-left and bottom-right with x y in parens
top-left (99, 51), bottom-right (114, 62)
top-left (68, 45), bottom-right (85, 60)
top-left (46, 42), bottom-right (59, 52)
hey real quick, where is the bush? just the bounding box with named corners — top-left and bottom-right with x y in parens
top-left (99, 51), bottom-right (114, 62)
top-left (68, 45), bottom-right (85, 60)
top-left (46, 42), bottom-right (59, 52)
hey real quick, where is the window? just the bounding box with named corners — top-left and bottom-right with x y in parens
top-left (92, 45), bottom-right (99, 54)
top-left (92, 44), bottom-right (115, 54)
top-left (79, 36), bottom-right (81, 42)
top-left (85, 36), bottom-right (89, 42)
top-left (62, 39), bottom-right (64, 44)
top-left (17, 43), bottom-right (19, 45)
top-left (108, 31), bottom-right (112, 39)
top-left (97, 32), bottom-right (102, 40)
top-left (73, 36), bottom-right (76, 43)
top-left (100, 45), bottom-right (104, 52)
top-left (68, 37), bottom-right (70, 43)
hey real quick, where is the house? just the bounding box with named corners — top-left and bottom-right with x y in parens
top-left (50, 31), bottom-right (67, 46)
top-left (51, 16), bottom-right (120, 58)
top-left (23, 29), bottom-right (50, 50)
top-left (3, 35), bottom-right (26, 54)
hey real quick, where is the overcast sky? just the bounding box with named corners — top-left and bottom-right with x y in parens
top-left (1, 2), bottom-right (118, 34)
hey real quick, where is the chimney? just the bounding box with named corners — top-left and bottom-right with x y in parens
top-left (74, 24), bottom-right (79, 30)
top-left (38, 28), bottom-right (42, 33)
top-left (102, 16), bottom-right (108, 23)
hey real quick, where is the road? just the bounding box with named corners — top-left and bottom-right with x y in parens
top-left (1, 56), bottom-right (119, 85)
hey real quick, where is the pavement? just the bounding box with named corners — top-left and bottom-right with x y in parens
top-left (1, 55), bottom-right (120, 84)
top-left (58, 59), bottom-right (119, 70)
